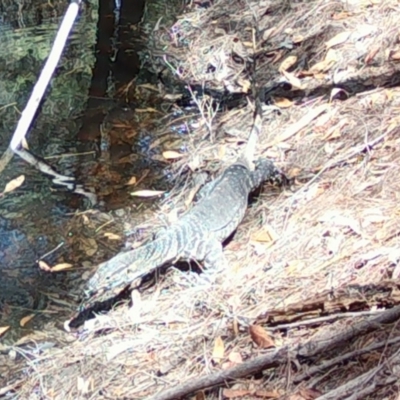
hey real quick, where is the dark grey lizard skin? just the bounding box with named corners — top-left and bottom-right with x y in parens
top-left (82, 157), bottom-right (285, 305)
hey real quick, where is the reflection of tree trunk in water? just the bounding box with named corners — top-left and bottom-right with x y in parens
top-left (78, 0), bottom-right (115, 142)
top-left (112, 0), bottom-right (145, 90)
top-left (86, 0), bottom-right (145, 101)
top-left (78, 0), bottom-right (145, 141)
top-left (88, 0), bottom-right (115, 99)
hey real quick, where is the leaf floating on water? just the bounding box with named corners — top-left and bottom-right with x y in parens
top-left (0, 326), bottom-right (10, 338)
top-left (3, 175), bottom-right (25, 194)
top-left (51, 263), bottom-right (73, 272)
top-left (212, 336), bottom-right (225, 363)
top-left (20, 314), bottom-right (35, 327)
top-left (104, 232), bottom-right (122, 240)
top-left (38, 260), bottom-right (52, 272)
top-left (126, 176), bottom-right (137, 186)
top-left (162, 150), bottom-right (184, 160)
top-left (130, 190), bottom-right (165, 198)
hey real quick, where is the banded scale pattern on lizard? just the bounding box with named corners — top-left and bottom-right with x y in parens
top-left (82, 158), bottom-right (285, 306)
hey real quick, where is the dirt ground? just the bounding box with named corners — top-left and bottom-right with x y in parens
top-left (3, 0), bottom-right (400, 398)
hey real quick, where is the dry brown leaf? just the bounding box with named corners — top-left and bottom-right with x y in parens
top-left (222, 389), bottom-right (251, 398)
top-left (332, 11), bottom-right (352, 20)
top-left (262, 27), bottom-right (277, 41)
top-left (286, 260), bottom-right (306, 275)
top-left (251, 225), bottom-right (278, 244)
top-left (20, 314), bottom-right (35, 327)
top-left (3, 175), bottom-right (25, 194)
top-left (228, 351), bottom-right (243, 364)
top-left (126, 176), bottom-right (137, 186)
top-left (38, 260), bottom-right (52, 272)
top-left (364, 46), bottom-right (380, 65)
top-left (249, 325), bottom-right (275, 348)
top-left (80, 237), bottom-right (98, 257)
top-left (195, 391), bottom-right (206, 400)
top-left (251, 229), bottom-right (272, 243)
top-left (281, 70), bottom-right (304, 89)
top-left (298, 387), bottom-right (323, 399)
top-left (255, 390), bottom-right (281, 398)
top-left (237, 78), bottom-right (251, 93)
top-left (51, 263), bottom-right (73, 272)
top-left (135, 107), bottom-right (162, 113)
top-left (325, 31), bottom-right (350, 48)
top-left (268, 104), bottom-right (328, 147)
top-left (292, 34), bottom-right (304, 43)
top-left (212, 336), bottom-right (225, 363)
top-left (130, 190), bottom-right (165, 197)
top-left (104, 232), bottom-right (122, 240)
top-left (279, 56), bottom-right (297, 72)
top-left (322, 128), bottom-right (341, 141)
top-left (0, 326), bottom-right (10, 337)
top-left (389, 49), bottom-right (400, 61)
top-left (287, 395), bottom-right (307, 400)
top-left (162, 150), bottom-right (184, 160)
top-left (310, 49), bottom-right (337, 73)
top-left (218, 145), bottom-right (226, 159)
top-left (326, 48), bottom-right (339, 63)
top-left (137, 83), bottom-right (158, 91)
top-left (286, 167), bottom-right (302, 178)
top-left (273, 97), bottom-right (293, 108)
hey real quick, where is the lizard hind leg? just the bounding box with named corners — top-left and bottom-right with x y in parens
top-left (202, 238), bottom-right (228, 273)
top-left (181, 237), bottom-right (227, 276)
top-left (182, 238), bottom-right (227, 285)
top-left (201, 239), bottom-right (229, 285)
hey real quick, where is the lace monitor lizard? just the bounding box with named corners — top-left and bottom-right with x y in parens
top-left (81, 100), bottom-right (286, 308)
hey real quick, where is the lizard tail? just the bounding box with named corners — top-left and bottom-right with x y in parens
top-left (244, 98), bottom-right (262, 166)
top-left (250, 158), bottom-right (286, 190)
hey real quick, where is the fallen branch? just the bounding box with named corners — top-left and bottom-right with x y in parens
top-left (258, 279), bottom-right (400, 326)
top-left (144, 305), bottom-right (400, 400)
top-left (294, 336), bottom-right (400, 383)
top-left (316, 350), bottom-right (400, 400)
top-left (0, 1), bottom-right (82, 177)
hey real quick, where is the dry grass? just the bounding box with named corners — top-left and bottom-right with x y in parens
top-left (3, 0), bottom-right (400, 398)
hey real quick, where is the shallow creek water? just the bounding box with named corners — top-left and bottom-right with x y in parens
top-left (0, 0), bottom-right (192, 345)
